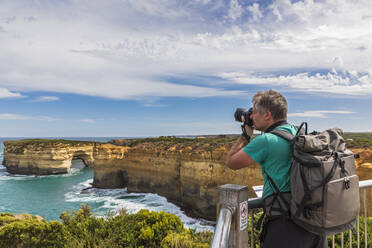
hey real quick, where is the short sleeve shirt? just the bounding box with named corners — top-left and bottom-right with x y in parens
top-left (243, 124), bottom-right (297, 199)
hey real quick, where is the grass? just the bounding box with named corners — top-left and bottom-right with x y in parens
top-left (343, 133), bottom-right (372, 148)
top-left (4, 132), bottom-right (372, 150)
top-left (108, 135), bottom-right (239, 151)
top-left (4, 139), bottom-right (101, 146)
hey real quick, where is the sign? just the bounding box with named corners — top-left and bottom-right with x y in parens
top-left (253, 185), bottom-right (263, 198)
top-left (240, 200), bottom-right (248, 231)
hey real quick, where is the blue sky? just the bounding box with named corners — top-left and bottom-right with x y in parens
top-left (0, 0), bottom-right (371, 137)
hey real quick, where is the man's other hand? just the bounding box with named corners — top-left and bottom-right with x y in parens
top-left (244, 125), bottom-right (253, 138)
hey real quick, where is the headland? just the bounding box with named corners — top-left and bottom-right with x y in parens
top-left (2, 133), bottom-right (372, 221)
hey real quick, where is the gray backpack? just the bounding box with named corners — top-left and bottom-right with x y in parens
top-left (268, 122), bottom-right (359, 236)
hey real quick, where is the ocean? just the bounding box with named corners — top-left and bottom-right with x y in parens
top-left (0, 137), bottom-right (214, 231)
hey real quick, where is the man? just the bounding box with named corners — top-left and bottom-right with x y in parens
top-left (226, 90), bottom-right (326, 248)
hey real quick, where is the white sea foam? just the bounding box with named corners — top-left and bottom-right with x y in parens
top-left (0, 165), bottom-right (35, 181)
top-left (65, 179), bottom-right (214, 231)
top-left (0, 169), bottom-right (76, 181)
top-left (0, 162), bottom-right (90, 181)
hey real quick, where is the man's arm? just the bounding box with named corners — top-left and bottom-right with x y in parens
top-left (226, 135), bottom-right (256, 170)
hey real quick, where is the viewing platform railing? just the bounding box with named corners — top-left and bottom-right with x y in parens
top-left (211, 179), bottom-right (372, 248)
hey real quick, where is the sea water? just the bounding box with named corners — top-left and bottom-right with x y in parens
top-left (0, 137), bottom-right (213, 231)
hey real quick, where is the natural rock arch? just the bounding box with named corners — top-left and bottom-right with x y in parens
top-left (62, 149), bottom-right (95, 173)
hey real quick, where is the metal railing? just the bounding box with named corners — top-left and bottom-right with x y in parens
top-left (211, 179), bottom-right (372, 248)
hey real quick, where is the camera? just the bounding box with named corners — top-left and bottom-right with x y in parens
top-left (234, 107), bottom-right (254, 127)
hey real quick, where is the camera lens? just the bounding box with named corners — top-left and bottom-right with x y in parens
top-left (234, 108), bottom-right (246, 122)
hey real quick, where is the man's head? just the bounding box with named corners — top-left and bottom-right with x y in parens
top-left (250, 90), bottom-right (288, 132)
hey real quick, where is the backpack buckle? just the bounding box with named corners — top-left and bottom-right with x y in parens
top-left (338, 155), bottom-right (346, 176)
top-left (344, 177), bottom-right (351, 190)
top-left (303, 208), bottom-right (312, 219)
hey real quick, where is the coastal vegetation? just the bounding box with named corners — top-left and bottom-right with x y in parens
top-left (5, 131), bottom-right (372, 150)
top-left (108, 135), bottom-right (238, 151)
top-left (2, 207), bottom-right (372, 248)
top-left (0, 205), bottom-right (212, 248)
top-left (4, 139), bottom-right (100, 146)
top-left (343, 133), bottom-right (372, 148)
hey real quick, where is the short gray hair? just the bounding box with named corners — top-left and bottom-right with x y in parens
top-left (252, 90), bottom-right (288, 121)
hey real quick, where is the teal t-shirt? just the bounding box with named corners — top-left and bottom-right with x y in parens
top-left (243, 124), bottom-right (297, 199)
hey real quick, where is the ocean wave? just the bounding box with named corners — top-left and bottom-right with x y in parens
top-left (0, 166), bottom-right (36, 181)
top-left (0, 166), bottom-right (90, 181)
top-left (65, 179), bottom-right (214, 231)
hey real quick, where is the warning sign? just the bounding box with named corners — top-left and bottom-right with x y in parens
top-left (240, 200), bottom-right (248, 231)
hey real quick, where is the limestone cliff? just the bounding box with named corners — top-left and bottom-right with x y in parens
top-left (2, 138), bottom-right (372, 221)
top-left (2, 138), bottom-right (263, 220)
top-left (2, 140), bottom-right (97, 175)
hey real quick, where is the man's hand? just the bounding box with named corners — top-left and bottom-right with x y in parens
top-left (244, 125), bottom-right (253, 137)
top-left (241, 124), bottom-right (253, 142)
top-left (226, 135), bottom-right (256, 170)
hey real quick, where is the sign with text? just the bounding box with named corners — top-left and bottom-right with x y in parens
top-left (240, 200), bottom-right (248, 231)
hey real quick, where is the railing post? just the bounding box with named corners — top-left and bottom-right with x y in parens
top-left (216, 184), bottom-right (249, 248)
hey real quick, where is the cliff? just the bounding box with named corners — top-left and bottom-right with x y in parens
top-left (2, 139), bottom-right (97, 175)
top-left (2, 137), bottom-right (263, 220)
top-left (3, 137), bottom-right (372, 221)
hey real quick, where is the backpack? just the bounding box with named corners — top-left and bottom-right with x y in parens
top-left (267, 122), bottom-right (360, 236)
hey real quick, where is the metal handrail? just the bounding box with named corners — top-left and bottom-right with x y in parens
top-left (211, 179), bottom-right (372, 248)
top-left (210, 206), bottom-right (235, 248)
top-left (358, 179), bottom-right (372, 189)
top-left (247, 197), bottom-right (263, 210)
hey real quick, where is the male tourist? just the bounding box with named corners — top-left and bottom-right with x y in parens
top-left (226, 90), bottom-right (327, 248)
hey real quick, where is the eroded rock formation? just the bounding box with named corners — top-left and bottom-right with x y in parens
top-left (2, 138), bottom-right (372, 221)
top-left (2, 138), bottom-right (263, 220)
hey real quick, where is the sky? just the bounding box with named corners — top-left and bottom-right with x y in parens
top-left (0, 0), bottom-right (371, 137)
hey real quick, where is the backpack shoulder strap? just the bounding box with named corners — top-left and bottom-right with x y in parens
top-left (270, 129), bottom-right (295, 142)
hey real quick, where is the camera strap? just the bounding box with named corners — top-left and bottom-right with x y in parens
top-left (241, 124), bottom-right (251, 141)
top-left (265, 120), bottom-right (288, 133)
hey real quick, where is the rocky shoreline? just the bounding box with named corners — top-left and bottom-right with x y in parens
top-left (2, 137), bottom-right (263, 221)
top-left (2, 137), bottom-right (372, 221)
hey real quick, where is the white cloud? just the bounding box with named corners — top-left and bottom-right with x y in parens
top-left (0, 113), bottom-right (56, 121)
top-left (193, 0), bottom-right (211, 4)
top-left (0, 88), bottom-right (24, 98)
top-left (24, 16), bottom-right (36, 22)
top-left (332, 57), bottom-right (344, 70)
top-left (288, 110), bottom-right (355, 118)
top-left (79, 119), bottom-right (96, 124)
top-left (219, 71), bottom-right (372, 95)
top-left (35, 116), bottom-right (57, 122)
top-left (227, 0), bottom-right (243, 21)
top-left (33, 96), bottom-right (60, 102)
top-left (247, 3), bottom-right (263, 23)
top-left (0, 113), bottom-right (29, 120)
top-left (0, 0), bottom-right (371, 100)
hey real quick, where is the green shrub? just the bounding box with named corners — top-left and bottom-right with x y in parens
top-left (161, 229), bottom-right (212, 248)
top-left (104, 209), bottom-right (184, 248)
top-left (0, 220), bottom-right (69, 248)
top-left (0, 205), bottom-right (212, 248)
top-left (327, 215), bottom-right (372, 248)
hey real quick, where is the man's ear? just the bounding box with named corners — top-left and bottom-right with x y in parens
top-left (265, 111), bottom-right (272, 121)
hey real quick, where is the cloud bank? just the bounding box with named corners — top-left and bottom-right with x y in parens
top-left (0, 88), bottom-right (24, 98)
top-left (0, 0), bottom-right (371, 100)
top-left (33, 96), bottom-right (60, 102)
top-left (0, 113), bottom-right (56, 121)
top-left (288, 110), bottom-right (355, 118)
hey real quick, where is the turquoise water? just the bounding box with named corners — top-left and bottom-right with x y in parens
top-left (0, 138), bottom-right (213, 231)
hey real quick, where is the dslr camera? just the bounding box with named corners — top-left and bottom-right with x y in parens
top-left (234, 107), bottom-right (254, 127)
top-left (234, 107), bottom-right (253, 141)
